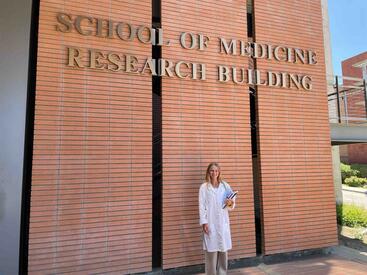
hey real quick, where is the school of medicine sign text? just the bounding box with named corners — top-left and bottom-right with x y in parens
top-left (56, 12), bottom-right (318, 91)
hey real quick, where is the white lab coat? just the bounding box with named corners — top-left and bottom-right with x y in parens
top-left (199, 181), bottom-right (235, 252)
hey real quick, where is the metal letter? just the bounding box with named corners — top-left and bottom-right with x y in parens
top-left (180, 32), bottom-right (197, 49)
top-left (247, 69), bottom-right (254, 85)
top-left (301, 75), bottom-right (312, 91)
top-left (267, 44), bottom-right (273, 60)
top-left (67, 47), bottom-right (83, 68)
top-left (192, 63), bottom-right (206, 80)
top-left (240, 41), bottom-right (252, 56)
top-left (253, 43), bottom-right (266, 59)
top-left (218, 66), bottom-right (230, 82)
top-left (274, 46), bottom-right (287, 61)
top-left (96, 18), bottom-right (114, 38)
top-left (198, 34), bottom-right (210, 50)
top-left (107, 53), bottom-right (122, 71)
top-left (156, 28), bottom-right (164, 46)
top-left (75, 15), bottom-right (93, 36)
top-left (294, 48), bottom-right (306, 64)
top-left (308, 51), bottom-right (318, 65)
top-left (220, 38), bottom-right (237, 55)
top-left (90, 50), bottom-right (106, 70)
top-left (56, 13), bottom-right (72, 33)
top-left (281, 72), bottom-right (288, 88)
top-left (158, 59), bottom-right (174, 77)
top-left (141, 58), bottom-right (157, 76)
top-left (175, 61), bottom-right (190, 78)
top-left (232, 67), bottom-right (246, 84)
top-left (116, 22), bottom-right (135, 41)
top-left (255, 70), bottom-right (267, 85)
top-left (287, 47), bottom-right (292, 63)
top-left (137, 25), bottom-right (154, 44)
top-left (289, 74), bottom-right (301, 89)
top-left (267, 71), bottom-right (281, 87)
top-left (125, 55), bottom-right (139, 73)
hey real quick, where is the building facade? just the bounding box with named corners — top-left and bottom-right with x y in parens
top-left (0, 0), bottom-right (338, 274)
top-left (339, 51), bottom-right (367, 164)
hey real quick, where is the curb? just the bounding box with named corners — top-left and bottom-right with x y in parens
top-left (330, 245), bottom-right (367, 264)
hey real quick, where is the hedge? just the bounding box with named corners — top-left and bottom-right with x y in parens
top-left (341, 163), bottom-right (360, 182)
top-left (344, 176), bottom-right (367, 188)
top-left (336, 204), bottom-right (367, 228)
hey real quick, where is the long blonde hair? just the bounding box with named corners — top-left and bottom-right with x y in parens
top-left (205, 162), bottom-right (222, 184)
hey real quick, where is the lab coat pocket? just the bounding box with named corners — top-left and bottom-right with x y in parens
top-left (204, 224), bottom-right (216, 241)
top-left (208, 223), bottom-right (216, 236)
top-left (203, 223), bottom-right (216, 251)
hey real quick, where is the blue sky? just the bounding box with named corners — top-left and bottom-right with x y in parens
top-left (328, 0), bottom-right (367, 76)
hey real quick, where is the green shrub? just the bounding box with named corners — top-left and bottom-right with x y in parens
top-left (336, 204), bottom-right (367, 228)
top-left (351, 164), bottom-right (367, 178)
top-left (344, 176), bottom-right (367, 187)
top-left (336, 204), bottom-right (343, 225)
top-left (341, 163), bottom-right (360, 182)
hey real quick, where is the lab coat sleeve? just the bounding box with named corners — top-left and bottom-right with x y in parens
top-left (226, 183), bottom-right (236, 211)
top-left (199, 184), bottom-right (208, 225)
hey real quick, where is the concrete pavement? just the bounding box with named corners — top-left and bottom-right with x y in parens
top-left (228, 246), bottom-right (367, 275)
top-left (195, 246), bottom-right (367, 275)
top-left (226, 254), bottom-right (367, 275)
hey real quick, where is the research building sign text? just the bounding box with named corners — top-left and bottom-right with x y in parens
top-left (56, 12), bottom-right (317, 91)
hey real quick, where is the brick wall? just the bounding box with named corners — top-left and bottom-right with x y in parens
top-left (254, 0), bottom-right (338, 254)
top-left (342, 52), bottom-right (367, 79)
top-left (347, 144), bottom-right (367, 164)
top-left (161, 0), bottom-right (256, 269)
top-left (28, 0), bottom-right (338, 273)
top-left (28, 1), bottom-right (152, 273)
top-left (342, 52), bottom-right (367, 164)
top-left (341, 52), bottom-right (367, 121)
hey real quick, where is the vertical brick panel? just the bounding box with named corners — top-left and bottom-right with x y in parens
top-left (29, 0), bottom-right (152, 274)
top-left (161, 0), bottom-right (256, 269)
top-left (254, 0), bottom-right (338, 254)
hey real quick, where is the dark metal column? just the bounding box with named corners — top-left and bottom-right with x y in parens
top-left (335, 76), bottom-right (342, 123)
top-left (152, 0), bottom-right (162, 269)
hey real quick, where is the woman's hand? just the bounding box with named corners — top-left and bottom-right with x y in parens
top-left (202, 224), bottom-right (209, 235)
top-left (225, 198), bottom-right (234, 208)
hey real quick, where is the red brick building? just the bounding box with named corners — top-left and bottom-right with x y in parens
top-left (340, 52), bottom-right (367, 164)
top-left (1, 0), bottom-right (338, 274)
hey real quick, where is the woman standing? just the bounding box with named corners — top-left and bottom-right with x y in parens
top-left (199, 162), bottom-right (235, 275)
